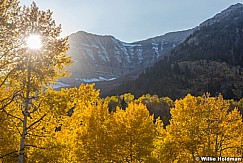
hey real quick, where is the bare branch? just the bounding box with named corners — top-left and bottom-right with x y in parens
top-left (2, 108), bottom-right (23, 122)
top-left (13, 122), bottom-right (22, 136)
top-left (29, 99), bottom-right (44, 115)
top-left (0, 65), bottom-right (20, 88)
top-left (0, 150), bottom-right (18, 159)
top-left (27, 119), bottom-right (43, 132)
top-left (27, 113), bottom-right (46, 130)
top-left (0, 90), bottom-right (20, 110)
top-left (0, 92), bottom-right (22, 122)
top-left (26, 132), bottom-right (47, 138)
top-left (0, 116), bottom-right (8, 123)
top-left (25, 144), bottom-right (46, 150)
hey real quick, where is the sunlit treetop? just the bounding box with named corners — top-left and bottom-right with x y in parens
top-left (9, 2), bottom-right (72, 91)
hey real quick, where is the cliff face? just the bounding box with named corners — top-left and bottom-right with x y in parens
top-left (62, 29), bottom-right (193, 85)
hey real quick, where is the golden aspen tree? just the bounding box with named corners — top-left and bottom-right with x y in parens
top-left (1, 86), bottom-right (83, 162)
top-left (28, 84), bottom-right (100, 163)
top-left (75, 101), bottom-right (112, 162)
top-left (110, 103), bottom-right (157, 162)
top-left (23, 89), bottom-right (75, 163)
top-left (159, 94), bottom-right (243, 162)
top-left (50, 84), bottom-right (100, 163)
top-left (0, 2), bottom-right (71, 162)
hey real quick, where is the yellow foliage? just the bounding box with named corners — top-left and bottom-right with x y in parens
top-left (154, 94), bottom-right (243, 163)
top-left (109, 103), bottom-right (157, 162)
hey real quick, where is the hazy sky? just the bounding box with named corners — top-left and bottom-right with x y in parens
top-left (20, 0), bottom-right (243, 42)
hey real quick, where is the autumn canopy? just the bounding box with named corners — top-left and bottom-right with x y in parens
top-left (0, 1), bottom-right (242, 163)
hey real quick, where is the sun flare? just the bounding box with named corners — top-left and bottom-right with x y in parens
top-left (26, 35), bottom-right (42, 50)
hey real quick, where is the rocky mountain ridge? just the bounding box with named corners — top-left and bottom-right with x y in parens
top-left (108, 3), bottom-right (243, 99)
top-left (59, 29), bottom-right (193, 86)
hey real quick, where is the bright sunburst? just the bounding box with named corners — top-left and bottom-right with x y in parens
top-left (26, 35), bottom-right (42, 50)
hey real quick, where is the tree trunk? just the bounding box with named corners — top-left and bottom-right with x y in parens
top-left (18, 113), bottom-right (28, 163)
top-left (18, 54), bottom-right (31, 163)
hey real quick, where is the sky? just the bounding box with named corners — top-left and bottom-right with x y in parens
top-left (20, 0), bottom-right (243, 43)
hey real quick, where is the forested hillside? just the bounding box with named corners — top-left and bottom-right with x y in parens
top-left (109, 3), bottom-right (243, 100)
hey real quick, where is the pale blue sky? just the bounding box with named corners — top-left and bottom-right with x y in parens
top-left (20, 0), bottom-right (243, 42)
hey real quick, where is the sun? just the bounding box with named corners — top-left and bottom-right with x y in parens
top-left (26, 35), bottom-right (42, 50)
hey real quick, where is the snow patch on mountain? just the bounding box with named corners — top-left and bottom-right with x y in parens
top-left (52, 82), bottom-right (70, 89)
top-left (77, 77), bottom-right (117, 83)
top-left (137, 47), bottom-right (143, 63)
top-left (152, 43), bottom-right (159, 59)
top-left (115, 49), bottom-right (122, 63)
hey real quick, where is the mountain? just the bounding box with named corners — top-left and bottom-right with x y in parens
top-left (172, 3), bottom-right (243, 65)
top-left (59, 29), bottom-right (193, 87)
top-left (108, 3), bottom-right (243, 100)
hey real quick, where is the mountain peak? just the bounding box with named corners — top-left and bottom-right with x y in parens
top-left (200, 3), bottom-right (243, 27)
top-left (230, 3), bottom-right (243, 8)
top-left (216, 3), bottom-right (243, 17)
top-left (70, 30), bottom-right (116, 40)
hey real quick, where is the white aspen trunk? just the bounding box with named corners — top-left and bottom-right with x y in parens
top-left (18, 54), bottom-right (32, 163)
top-left (18, 112), bottom-right (28, 163)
